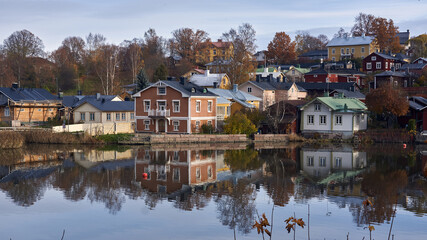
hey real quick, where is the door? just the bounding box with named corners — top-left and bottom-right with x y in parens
top-left (158, 119), bottom-right (165, 132)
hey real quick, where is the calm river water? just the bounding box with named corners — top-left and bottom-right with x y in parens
top-left (0, 143), bottom-right (426, 240)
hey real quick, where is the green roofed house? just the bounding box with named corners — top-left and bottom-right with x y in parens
top-left (300, 96), bottom-right (367, 139)
top-left (283, 66), bottom-right (311, 82)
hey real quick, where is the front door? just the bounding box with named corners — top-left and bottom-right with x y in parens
top-left (158, 119), bottom-right (165, 132)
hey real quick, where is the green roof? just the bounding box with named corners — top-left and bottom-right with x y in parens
top-left (303, 97), bottom-right (367, 111)
top-left (284, 67), bottom-right (311, 74)
top-left (256, 67), bottom-right (276, 73)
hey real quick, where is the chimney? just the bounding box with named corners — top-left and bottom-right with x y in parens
top-left (205, 69), bottom-right (210, 76)
top-left (58, 92), bottom-right (63, 99)
top-left (264, 67), bottom-right (268, 73)
top-left (217, 39), bottom-right (222, 42)
top-left (233, 84), bottom-right (238, 93)
top-left (96, 93), bottom-right (100, 100)
top-left (256, 74), bottom-right (260, 82)
top-left (167, 76), bottom-right (173, 80)
top-left (11, 82), bottom-right (18, 89)
top-left (77, 90), bottom-right (82, 96)
top-left (213, 82), bottom-right (218, 88)
top-left (180, 77), bottom-right (186, 85)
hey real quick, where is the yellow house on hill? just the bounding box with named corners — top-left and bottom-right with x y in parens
top-left (327, 35), bottom-right (379, 61)
top-left (197, 39), bottom-right (233, 64)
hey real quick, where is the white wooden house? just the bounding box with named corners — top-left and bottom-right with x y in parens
top-left (300, 97), bottom-right (367, 139)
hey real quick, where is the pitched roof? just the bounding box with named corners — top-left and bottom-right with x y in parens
top-left (159, 80), bottom-right (217, 97)
top-left (189, 72), bottom-right (228, 88)
top-left (302, 97), bottom-right (367, 111)
top-left (64, 95), bottom-right (118, 108)
top-left (0, 87), bottom-right (60, 103)
top-left (76, 99), bottom-right (134, 112)
top-left (330, 89), bottom-right (366, 99)
top-left (400, 63), bottom-right (427, 70)
top-left (375, 71), bottom-right (408, 77)
top-left (305, 68), bottom-right (328, 75)
top-left (326, 36), bottom-right (375, 47)
top-left (249, 81), bottom-right (276, 90)
top-left (373, 52), bottom-right (399, 60)
top-left (208, 88), bottom-right (261, 102)
top-left (256, 67), bottom-right (276, 73)
top-left (412, 57), bottom-right (427, 64)
top-left (296, 82), bottom-right (358, 91)
top-left (298, 49), bottom-right (328, 57)
top-left (211, 41), bottom-right (232, 48)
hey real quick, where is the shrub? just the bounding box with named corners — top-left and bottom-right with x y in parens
top-left (407, 119), bottom-right (416, 132)
top-left (223, 112), bottom-right (257, 135)
top-left (201, 124), bottom-right (214, 134)
top-left (96, 133), bottom-right (133, 144)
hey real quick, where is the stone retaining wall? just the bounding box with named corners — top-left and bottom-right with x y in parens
top-left (254, 134), bottom-right (289, 142)
top-left (149, 134), bottom-right (248, 144)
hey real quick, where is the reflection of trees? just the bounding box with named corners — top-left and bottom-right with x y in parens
top-left (224, 147), bottom-right (261, 172)
top-left (0, 176), bottom-right (50, 207)
top-left (350, 170), bottom-right (407, 225)
top-left (173, 190), bottom-right (212, 211)
top-left (400, 181), bottom-right (427, 216)
top-left (216, 179), bottom-right (257, 234)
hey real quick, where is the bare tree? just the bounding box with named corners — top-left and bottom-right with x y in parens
top-left (169, 28), bottom-right (210, 64)
top-left (93, 44), bottom-right (121, 95)
top-left (142, 28), bottom-right (166, 82)
top-left (121, 39), bottom-right (144, 84)
top-left (351, 13), bottom-right (376, 37)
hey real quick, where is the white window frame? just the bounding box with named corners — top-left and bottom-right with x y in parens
top-left (319, 157), bottom-right (326, 167)
top-left (314, 74), bottom-right (318, 78)
top-left (335, 115), bottom-right (342, 125)
top-left (335, 157), bottom-right (342, 168)
top-left (307, 156), bottom-right (314, 166)
top-left (116, 113), bottom-right (120, 121)
top-left (376, 62), bottom-right (381, 69)
top-left (361, 47), bottom-right (365, 53)
top-left (366, 62), bottom-right (372, 70)
top-left (248, 87), bottom-right (252, 93)
top-left (172, 100), bottom-right (180, 113)
top-left (372, 56), bottom-right (376, 61)
top-left (208, 166), bottom-right (213, 179)
top-left (144, 120), bottom-right (150, 130)
top-left (207, 100), bottom-right (213, 112)
top-left (173, 120), bottom-right (179, 131)
top-left (144, 100), bottom-right (151, 112)
top-left (196, 100), bottom-right (201, 112)
top-left (80, 112), bottom-right (85, 121)
top-left (4, 107), bottom-right (10, 117)
top-left (121, 113), bottom-right (126, 121)
top-left (195, 121), bottom-right (200, 131)
top-left (332, 48), bottom-right (335, 54)
top-left (385, 62), bottom-right (388, 69)
top-left (332, 57), bottom-right (335, 61)
top-left (314, 103), bottom-right (321, 111)
top-left (157, 100), bottom-right (166, 111)
top-left (157, 87), bottom-right (166, 95)
top-left (351, 48), bottom-right (355, 54)
top-left (320, 115), bottom-right (327, 125)
top-left (130, 113), bottom-right (134, 120)
top-left (307, 115), bottom-right (314, 125)
top-left (106, 113), bottom-right (111, 121)
top-left (341, 48), bottom-right (344, 54)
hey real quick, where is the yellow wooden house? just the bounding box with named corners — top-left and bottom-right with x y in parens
top-left (327, 35), bottom-right (379, 61)
top-left (196, 40), bottom-right (233, 64)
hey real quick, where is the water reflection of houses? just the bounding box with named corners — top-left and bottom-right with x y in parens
top-left (135, 149), bottom-right (219, 196)
top-left (300, 145), bottom-right (367, 181)
top-left (72, 148), bottom-right (135, 169)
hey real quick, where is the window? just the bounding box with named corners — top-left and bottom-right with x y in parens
top-left (144, 167), bottom-right (151, 179)
top-left (130, 113), bottom-right (134, 120)
top-left (248, 87), bottom-right (252, 93)
top-left (196, 168), bottom-right (201, 180)
top-left (372, 56), bottom-right (376, 61)
top-left (195, 121), bottom-right (200, 131)
top-left (319, 157), bottom-right (326, 167)
top-left (144, 151), bottom-right (150, 161)
top-left (307, 156), bottom-right (314, 166)
top-left (106, 113), bottom-right (111, 121)
top-left (38, 108), bottom-right (41, 111)
top-left (335, 157), bottom-right (342, 168)
top-left (207, 120), bottom-right (212, 126)
top-left (351, 48), bottom-right (355, 54)
top-left (376, 62), bottom-right (381, 69)
top-left (385, 62), bottom-right (388, 69)
top-left (116, 113), bottom-right (120, 121)
top-left (361, 47), bottom-right (365, 53)
top-left (20, 108), bottom-right (24, 112)
top-left (222, 50), bottom-right (225, 55)
top-left (157, 101), bottom-right (166, 110)
top-left (49, 108), bottom-right (53, 111)
top-left (314, 103), bottom-right (321, 111)
top-left (173, 168), bottom-right (180, 182)
top-left (122, 113), bottom-right (126, 120)
top-left (173, 100), bottom-right (180, 112)
top-left (314, 74), bottom-right (318, 78)
top-left (320, 115), bottom-right (327, 125)
top-left (213, 49), bottom-right (217, 55)
top-left (4, 107), bottom-right (10, 117)
top-left (332, 57), bottom-right (335, 61)
top-left (341, 48), bottom-right (344, 54)
top-left (307, 115), bottom-right (314, 125)
top-left (157, 87), bottom-right (166, 95)
top-left (207, 101), bottom-right (212, 112)
top-left (226, 106), bottom-right (231, 116)
top-left (144, 120), bottom-right (150, 130)
top-left (335, 115), bottom-right (342, 125)
top-left (80, 112), bottom-right (85, 121)
top-left (144, 100), bottom-right (150, 112)
top-left (173, 151), bottom-right (180, 161)
top-left (208, 166), bottom-right (213, 179)
top-left (346, 48), bottom-right (349, 54)
top-left (196, 101), bottom-right (201, 112)
top-left (90, 113), bottom-right (95, 121)
top-left (366, 62), bottom-right (372, 70)
top-left (332, 48), bottom-right (335, 54)
top-left (396, 63), bottom-right (401, 69)
top-left (173, 121), bottom-right (179, 131)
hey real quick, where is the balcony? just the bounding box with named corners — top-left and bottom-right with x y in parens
top-left (148, 109), bottom-right (170, 118)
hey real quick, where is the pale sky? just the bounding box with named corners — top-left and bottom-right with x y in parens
top-left (1, 0), bottom-right (426, 53)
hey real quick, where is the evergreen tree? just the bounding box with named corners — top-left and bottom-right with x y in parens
top-left (136, 68), bottom-right (150, 91)
top-left (153, 63), bottom-right (168, 81)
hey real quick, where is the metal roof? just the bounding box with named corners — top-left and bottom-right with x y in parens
top-left (326, 36), bottom-right (375, 47)
top-left (302, 97), bottom-right (367, 111)
top-left (0, 87), bottom-right (60, 103)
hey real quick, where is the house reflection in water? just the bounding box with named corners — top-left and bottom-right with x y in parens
top-left (300, 145), bottom-right (367, 180)
top-left (72, 148), bottom-right (135, 169)
top-left (135, 149), bottom-right (220, 195)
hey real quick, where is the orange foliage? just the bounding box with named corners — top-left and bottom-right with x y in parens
top-left (266, 32), bottom-right (296, 64)
top-left (365, 84), bottom-right (409, 116)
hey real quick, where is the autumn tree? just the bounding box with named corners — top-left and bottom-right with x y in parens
top-left (0, 45), bottom-right (17, 87)
top-left (409, 34), bottom-right (427, 61)
top-left (266, 32), bottom-right (296, 64)
top-left (351, 13), bottom-right (402, 53)
top-left (121, 38), bottom-right (144, 84)
top-left (142, 28), bottom-right (166, 82)
top-left (169, 28), bottom-right (210, 65)
top-left (294, 31), bottom-right (327, 56)
top-left (365, 83), bottom-right (409, 127)
top-left (3, 29), bottom-right (45, 86)
top-left (222, 23), bottom-right (257, 85)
